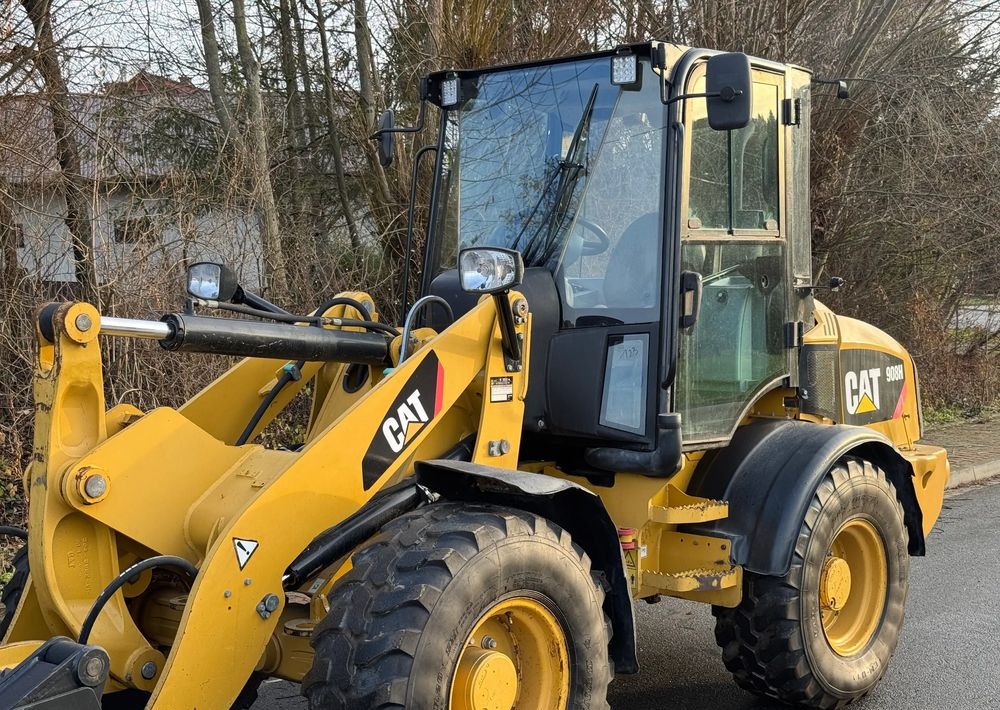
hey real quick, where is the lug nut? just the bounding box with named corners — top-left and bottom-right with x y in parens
top-left (481, 636), bottom-right (498, 650)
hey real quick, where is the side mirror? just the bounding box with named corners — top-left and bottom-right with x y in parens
top-left (458, 248), bottom-right (524, 294)
top-left (186, 261), bottom-right (239, 302)
top-left (706, 53), bottom-right (752, 131)
top-left (376, 110), bottom-right (395, 167)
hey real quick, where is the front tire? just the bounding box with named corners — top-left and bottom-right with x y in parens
top-left (713, 457), bottom-right (909, 708)
top-left (303, 502), bottom-right (612, 710)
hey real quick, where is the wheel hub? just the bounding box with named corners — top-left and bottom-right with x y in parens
top-left (450, 597), bottom-right (569, 710)
top-left (453, 647), bottom-right (517, 710)
top-left (819, 556), bottom-right (852, 611)
top-left (820, 519), bottom-right (888, 657)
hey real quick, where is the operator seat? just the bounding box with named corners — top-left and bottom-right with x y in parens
top-left (603, 212), bottom-right (660, 309)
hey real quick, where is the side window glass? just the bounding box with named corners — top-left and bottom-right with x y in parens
top-left (688, 76), bottom-right (780, 232)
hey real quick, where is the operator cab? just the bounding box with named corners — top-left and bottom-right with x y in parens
top-left (421, 42), bottom-right (814, 475)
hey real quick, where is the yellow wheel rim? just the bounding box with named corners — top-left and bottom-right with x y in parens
top-left (820, 519), bottom-right (888, 657)
top-left (450, 596), bottom-right (569, 710)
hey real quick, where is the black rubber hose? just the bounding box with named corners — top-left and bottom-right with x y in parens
top-left (212, 301), bottom-right (400, 338)
top-left (314, 297), bottom-right (371, 320)
top-left (0, 526), bottom-right (27, 541)
top-left (232, 297), bottom-right (395, 447)
top-left (78, 555), bottom-right (198, 645)
top-left (236, 362), bottom-right (303, 446)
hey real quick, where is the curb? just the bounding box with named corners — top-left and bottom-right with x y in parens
top-left (946, 459), bottom-right (1000, 490)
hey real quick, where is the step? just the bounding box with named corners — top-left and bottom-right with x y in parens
top-left (648, 484), bottom-right (729, 525)
top-left (642, 565), bottom-right (740, 593)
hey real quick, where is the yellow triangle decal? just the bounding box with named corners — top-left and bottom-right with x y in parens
top-left (855, 393), bottom-right (877, 414)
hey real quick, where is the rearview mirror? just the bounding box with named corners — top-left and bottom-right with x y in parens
top-left (186, 262), bottom-right (238, 302)
top-left (376, 110), bottom-right (395, 167)
top-left (459, 248), bottom-right (524, 294)
top-left (706, 53), bottom-right (752, 131)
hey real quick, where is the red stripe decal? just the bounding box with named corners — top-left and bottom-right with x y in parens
top-left (434, 362), bottom-right (444, 417)
top-left (892, 382), bottom-right (907, 419)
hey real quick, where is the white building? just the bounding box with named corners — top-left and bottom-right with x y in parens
top-left (1, 72), bottom-right (263, 292)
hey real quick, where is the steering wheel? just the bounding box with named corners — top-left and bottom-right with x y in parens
top-left (573, 217), bottom-right (611, 256)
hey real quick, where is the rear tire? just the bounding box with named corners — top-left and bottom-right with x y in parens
top-left (0, 544), bottom-right (28, 641)
top-left (303, 502), bottom-right (612, 710)
top-left (713, 457), bottom-right (909, 708)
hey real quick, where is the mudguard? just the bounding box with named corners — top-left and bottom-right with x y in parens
top-left (686, 419), bottom-right (925, 577)
top-left (415, 459), bottom-right (639, 674)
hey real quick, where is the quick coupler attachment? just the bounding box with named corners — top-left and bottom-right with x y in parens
top-left (0, 637), bottom-right (110, 710)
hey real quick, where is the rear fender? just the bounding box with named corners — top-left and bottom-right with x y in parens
top-left (686, 420), bottom-right (925, 577)
top-left (415, 460), bottom-right (639, 675)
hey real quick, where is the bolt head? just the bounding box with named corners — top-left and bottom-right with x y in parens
top-left (84, 474), bottom-right (107, 499)
top-left (244, 578), bottom-right (252, 586)
top-left (141, 661), bottom-right (157, 680)
top-left (263, 593), bottom-right (280, 612)
top-left (481, 636), bottom-right (498, 649)
top-left (75, 313), bottom-right (93, 332)
top-left (84, 656), bottom-right (105, 680)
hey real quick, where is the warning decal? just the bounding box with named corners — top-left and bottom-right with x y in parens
top-left (233, 537), bottom-right (259, 570)
top-left (490, 376), bottom-right (514, 403)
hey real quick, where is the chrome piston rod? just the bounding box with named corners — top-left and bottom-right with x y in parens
top-left (99, 317), bottom-right (173, 340)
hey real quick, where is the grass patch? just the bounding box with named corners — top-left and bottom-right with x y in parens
top-left (923, 402), bottom-right (998, 427)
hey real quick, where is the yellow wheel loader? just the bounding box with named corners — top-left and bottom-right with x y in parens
top-left (0, 41), bottom-right (949, 710)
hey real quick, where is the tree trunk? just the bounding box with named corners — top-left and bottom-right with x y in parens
top-left (193, 0), bottom-right (239, 144)
top-left (21, 0), bottom-right (98, 305)
top-left (0, 189), bottom-right (19, 286)
top-left (291, 0), bottom-right (321, 146)
top-left (315, 0), bottom-right (362, 250)
top-left (278, 0), bottom-right (309, 245)
top-left (353, 0), bottom-right (379, 130)
top-left (232, 0), bottom-right (287, 292)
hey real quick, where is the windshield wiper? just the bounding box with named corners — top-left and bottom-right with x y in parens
top-left (517, 83), bottom-right (600, 266)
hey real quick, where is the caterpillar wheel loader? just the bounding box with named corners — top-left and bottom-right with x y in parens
top-left (0, 41), bottom-right (949, 710)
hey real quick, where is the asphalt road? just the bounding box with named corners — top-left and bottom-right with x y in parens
top-left (255, 479), bottom-right (1000, 710)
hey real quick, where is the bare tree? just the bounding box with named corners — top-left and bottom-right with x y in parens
top-left (232, 0), bottom-right (287, 290)
top-left (20, 0), bottom-right (98, 304)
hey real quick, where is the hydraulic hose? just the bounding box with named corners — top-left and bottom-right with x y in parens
top-left (399, 296), bottom-right (454, 363)
top-left (236, 361), bottom-right (303, 446)
top-left (210, 301), bottom-right (400, 338)
top-left (0, 526), bottom-right (27, 541)
top-left (78, 555), bottom-right (198, 645)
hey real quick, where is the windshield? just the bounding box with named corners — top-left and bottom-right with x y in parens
top-left (432, 56), bottom-right (668, 326)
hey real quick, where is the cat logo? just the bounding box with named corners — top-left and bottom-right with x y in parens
top-left (361, 352), bottom-right (444, 490)
top-left (844, 367), bottom-right (881, 415)
top-left (382, 391), bottom-right (430, 453)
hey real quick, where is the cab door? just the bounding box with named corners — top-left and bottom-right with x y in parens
top-left (675, 65), bottom-right (789, 445)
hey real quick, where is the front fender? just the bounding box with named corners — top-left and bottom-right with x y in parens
top-left (415, 459), bottom-right (638, 675)
top-left (686, 420), bottom-right (924, 577)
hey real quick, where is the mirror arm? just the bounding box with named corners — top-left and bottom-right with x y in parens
top-left (369, 99), bottom-right (428, 140)
top-left (234, 287), bottom-right (291, 315)
top-left (492, 292), bottom-right (522, 368)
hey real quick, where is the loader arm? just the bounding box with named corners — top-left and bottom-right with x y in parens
top-left (2, 293), bottom-right (530, 710)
